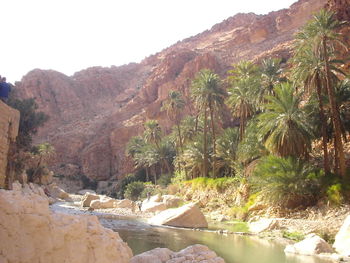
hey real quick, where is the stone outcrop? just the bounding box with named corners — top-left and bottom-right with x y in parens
top-left (333, 215), bottom-right (350, 256)
top-left (0, 182), bottom-right (133, 263)
top-left (90, 196), bottom-right (117, 209)
top-left (0, 101), bottom-right (20, 188)
top-left (149, 203), bottom-right (208, 228)
top-left (131, 245), bottom-right (225, 263)
top-left (81, 193), bottom-right (100, 207)
top-left (14, 0), bottom-right (344, 182)
top-left (249, 218), bottom-right (279, 233)
top-left (284, 234), bottom-right (334, 256)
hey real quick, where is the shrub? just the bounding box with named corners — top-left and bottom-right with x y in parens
top-left (253, 156), bottom-right (322, 208)
top-left (184, 177), bottom-right (241, 192)
top-left (158, 173), bottom-right (173, 187)
top-left (124, 181), bottom-right (145, 201)
top-left (326, 184), bottom-right (343, 205)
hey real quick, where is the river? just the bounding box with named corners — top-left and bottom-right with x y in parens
top-left (100, 216), bottom-right (335, 263)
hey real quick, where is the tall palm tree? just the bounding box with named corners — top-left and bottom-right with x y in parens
top-left (144, 120), bottom-right (162, 149)
top-left (227, 61), bottom-right (260, 140)
top-left (258, 83), bottom-right (314, 158)
top-left (260, 58), bottom-right (283, 97)
top-left (296, 9), bottom-right (347, 176)
top-left (191, 69), bottom-right (226, 177)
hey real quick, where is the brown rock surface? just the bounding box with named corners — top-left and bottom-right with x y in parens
top-left (14, 0), bottom-right (342, 182)
top-left (0, 101), bottom-right (20, 188)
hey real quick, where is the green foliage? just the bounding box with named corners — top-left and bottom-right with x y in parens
top-left (8, 98), bottom-right (49, 150)
top-left (157, 173), bottom-right (173, 187)
top-left (124, 181), bottom-right (145, 201)
top-left (114, 172), bottom-right (146, 199)
top-left (326, 183), bottom-right (343, 205)
top-left (253, 155), bottom-right (323, 208)
top-left (282, 231), bottom-right (305, 242)
top-left (185, 177), bottom-right (240, 192)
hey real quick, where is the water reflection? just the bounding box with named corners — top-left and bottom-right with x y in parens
top-left (103, 218), bottom-right (334, 263)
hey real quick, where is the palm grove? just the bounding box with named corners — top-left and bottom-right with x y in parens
top-left (125, 10), bottom-right (349, 207)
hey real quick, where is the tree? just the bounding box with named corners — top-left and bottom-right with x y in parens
top-left (31, 143), bottom-right (55, 184)
top-left (296, 9), bottom-right (347, 176)
top-left (258, 83), bottom-right (313, 158)
top-left (260, 58), bottom-right (284, 97)
top-left (191, 69), bottom-right (226, 177)
top-left (227, 61), bottom-right (259, 140)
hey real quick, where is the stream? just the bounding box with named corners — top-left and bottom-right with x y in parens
top-left (52, 202), bottom-right (335, 263)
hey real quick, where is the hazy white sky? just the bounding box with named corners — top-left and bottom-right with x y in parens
top-left (1, 0), bottom-right (297, 83)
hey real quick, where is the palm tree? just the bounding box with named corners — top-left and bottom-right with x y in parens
top-left (144, 120), bottom-right (162, 149)
top-left (296, 9), bottom-right (347, 176)
top-left (260, 58), bottom-right (283, 97)
top-left (191, 69), bottom-right (226, 177)
top-left (227, 61), bottom-right (260, 140)
top-left (258, 83), bottom-right (314, 158)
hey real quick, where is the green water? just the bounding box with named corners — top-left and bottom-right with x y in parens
top-left (102, 218), bottom-right (334, 263)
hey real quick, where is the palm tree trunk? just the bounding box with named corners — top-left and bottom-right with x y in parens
top-left (209, 102), bottom-right (216, 178)
top-left (203, 107), bottom-right (209, 177)
top-left (316, 80), bottom-right (330, 174)
top-left (322, 37), bottom-right (346, 177)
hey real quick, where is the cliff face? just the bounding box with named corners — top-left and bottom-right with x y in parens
top-left (14, 0), bottom-right (340, 181)
top-left (0, 101), bottom-right (20, 188)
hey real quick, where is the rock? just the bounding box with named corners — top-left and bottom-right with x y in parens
top-left (162, 195), bottom-right (182, 208)
top-left (142, 201), bottom-right (167, 213)
top-left (249, 218), bottom-right (279, 233)
top-left (0, 184), bottom-right (132, 263)
top-left (333, 215), bottom-right (350, 256)
top-left (131, 248), bottom-right (173, 263)
top-left (149, 203), bottom-right (208, 228)
top-left (90, 196), bottom-right (117, 209)
top-left (248, 202), bottom-right (266, 212)
top-left (131, 245), bottom-right (225, 263)
top-left (77, 189), bottom-right (96, 195)
top-left (285, 234), bottom-right (334, 256)
top-left (81, 193), bottom-right (100, 207)
top-left (46, 183), bottom-right (71, 201)
top-left (115, 199), bottom-right (134, 209)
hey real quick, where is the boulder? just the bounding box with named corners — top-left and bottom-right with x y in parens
top-left (333, 215), bottom-right (350, 256)
top-left (77, 189), bottom-right (96, 195)
top-left (131, 245), bottom-right (225, 263)
top-left (162, 195), bottom-right (182, 208)
top-left (115, 199), bottom-right (134, 209)
top-left (149, 203), bottom-right (208, 228)
top-left (0, 183), bottom-right (132, 263)
top-left (149, 194), bottom-right (162, 203)
top-left (142, 201), bottom-right (167, 213)
top-left (285, 234), bottom-right (334, 255)
top-left (81, 193), bottom-right (100, 207)
top-left (249, 218), bottom-right (279, 233)
top-left (90, 197), bottom-right (117, 209)
top-left (46, 184), bottom-right (71, 201)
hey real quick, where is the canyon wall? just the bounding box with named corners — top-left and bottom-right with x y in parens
top-left (14, 0), bottom-right (342, 182)
top-left (0, 101), bottom-right (19, 188)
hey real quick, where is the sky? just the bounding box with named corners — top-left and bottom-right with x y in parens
top-left (1, 0), bottom-right (297, 83)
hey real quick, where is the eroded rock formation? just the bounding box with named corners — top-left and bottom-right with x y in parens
top-left (0, 182), bottom-right (133, 263)
top-left (0, 101), bottom-right (19, 188)
top-left (14, 0), bottom-right (344, 182)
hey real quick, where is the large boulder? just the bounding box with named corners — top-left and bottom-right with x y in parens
top-left (285, 234), bottom-right (334, 256)
top-left (81, 193), bottom-right (100, 207)
top-left (131, 245), bottom-right (225, 263)
top-left (149, 203), bottom-right (208, 228)
top-left (142, 201), bottom-right (167, 213)
top-left (90, 197), bottom-right (117, 209)
top-left (0, 183), bottom-right (132, 263)
top-left (115, 199), bottom-right (134, 209)
top-left (249, 218), bottom-right (279, 233)
top-left (162, 195), bottom-right (182, 208)
top-left (333, 215), bottom-right (350, 257)
top-left (46, 183), bottom-right (71, 201)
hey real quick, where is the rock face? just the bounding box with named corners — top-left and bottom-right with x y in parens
top-left (131, 245), bottom-right (225, 263)
top-left (149, 203), bottom-right (208, 228)
top-left (14, 0), bottom-right (341, 182)
top-left (284, 234), bottom-right (334, 256)
top-left (333, 215), bottom-right (350, 256)
top-left (0, 101), bottom-right (20, 188)
top-left (0, 182), bottom-right (133, 263)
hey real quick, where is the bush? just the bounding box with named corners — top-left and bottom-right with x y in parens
top-left (114, 172), bottom-right (146, 199)
top-left (326, 184), bottom-right (343, 205)
top-left (253, 156), bottom-right (322, 208)
top-left (158, 173), bottom-right (173, 187)
top-left (124, 181), bottom-right (145, 201)
top-left (184, 177), bottom-right (241, 192)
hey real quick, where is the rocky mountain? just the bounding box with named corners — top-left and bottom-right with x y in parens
top-left (14, 0), bottom-right (346, 182)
